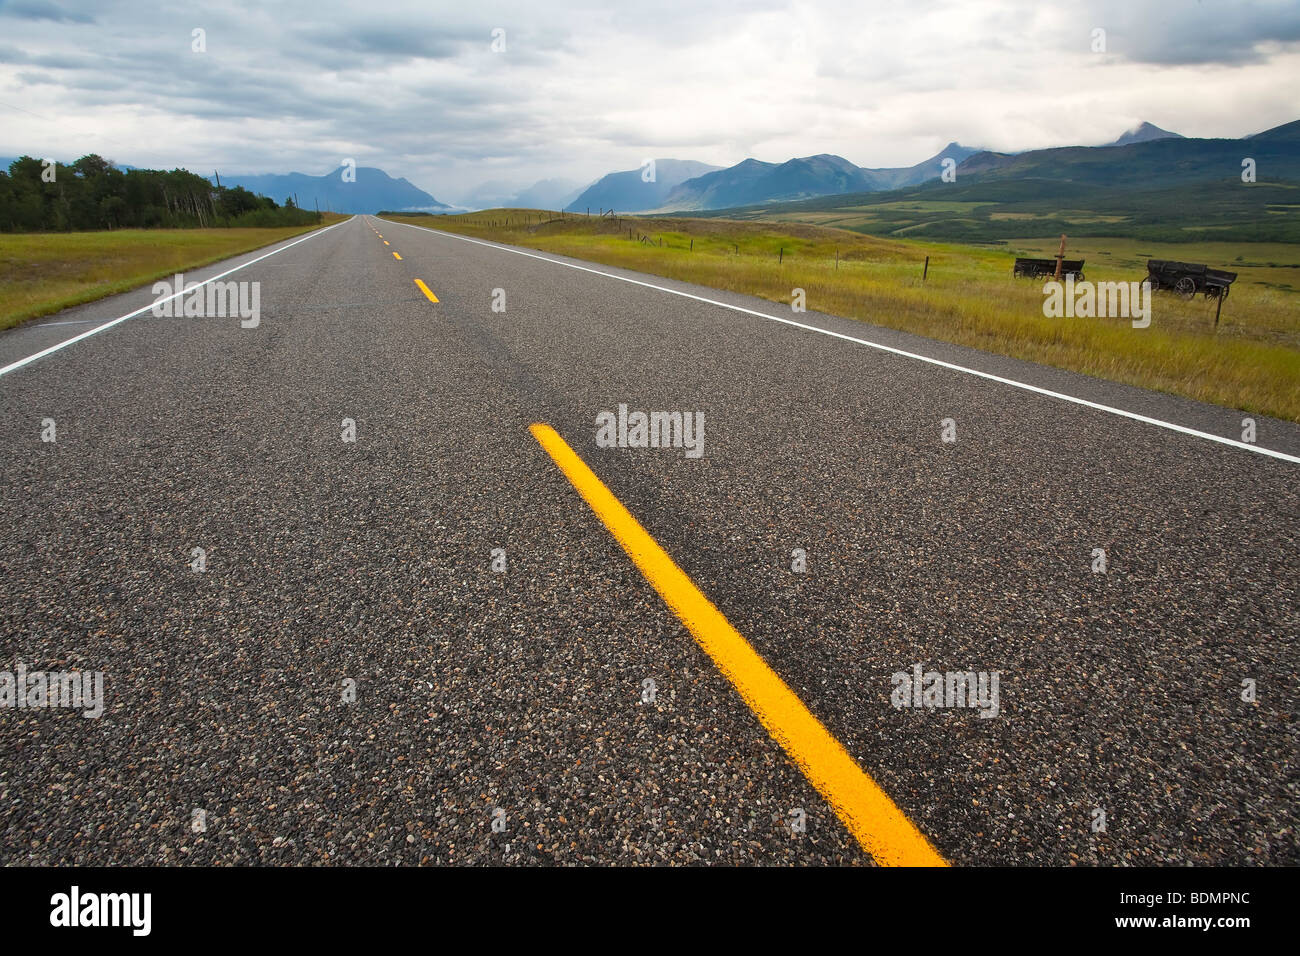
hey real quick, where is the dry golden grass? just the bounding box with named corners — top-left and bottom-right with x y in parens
top-left (0, 214), bottom-right (345, 331)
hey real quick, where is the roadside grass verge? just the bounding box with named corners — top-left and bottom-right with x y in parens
top-left (0, 213), bottom-right (347, 331)
top-left (383, 210), bottom-right (1300, 422)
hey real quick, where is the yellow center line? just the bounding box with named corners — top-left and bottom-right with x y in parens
top-left (392, 252), bottom-right (402, 260)
top-left (529, 423), bottom-right (948, 867)
top-left (414, 279), bottom-right (439, 303)
top-left (384, 240), bottom-right (390, 245)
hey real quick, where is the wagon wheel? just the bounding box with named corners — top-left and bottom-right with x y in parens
top-left (1174, 276), bottom-right (1196, 299)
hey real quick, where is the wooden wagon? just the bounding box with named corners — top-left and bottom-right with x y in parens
top-left (1013, 257), bottom-right (1086, 281)
top-left (1145, 259), bottom-right (1237, 299)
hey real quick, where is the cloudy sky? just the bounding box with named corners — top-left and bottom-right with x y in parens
top-left (1, 0), bottom-right (1298, 204)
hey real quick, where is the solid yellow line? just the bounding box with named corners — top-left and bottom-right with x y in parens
top-left (392, 252), bottom-right (402, 260)
top-left (414, 279), bottom-right (438, 303)
top-left (528, 423), bottom-right (948, 867)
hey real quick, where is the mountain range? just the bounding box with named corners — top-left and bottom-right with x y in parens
top-left (461, 177), bottom-right (586, 211)
top-left (678, 119), bottom-right (1300, 244)
top-left (8, 118), bottom-right (1296, 220)
top-left (560, 159), bottom-right (722, 215)
top-left (209, 166), bottom-right (449, 214)
top-left (645, 143), bottom-right (983, 212)
top-left (954, 118), bottom-right (1300, 186)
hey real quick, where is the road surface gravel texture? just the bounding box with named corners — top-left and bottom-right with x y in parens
top-left (0, 215), bottom-right (1294, 866)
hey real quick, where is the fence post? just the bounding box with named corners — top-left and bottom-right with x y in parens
top-left (923, 256), bottom-right (929, 281)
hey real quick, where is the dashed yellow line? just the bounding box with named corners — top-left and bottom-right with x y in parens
top-left (392, 252), bottom-right (402, 260)
top-left (529, 423), bottom-right (948, 867)
top-left (414, 279), bottom-right (439, 303)
top-left (384, 240), bottom-right (390, 245)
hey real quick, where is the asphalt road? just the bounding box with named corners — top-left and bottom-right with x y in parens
top-left (1, 214), bottom-right (1295, 865)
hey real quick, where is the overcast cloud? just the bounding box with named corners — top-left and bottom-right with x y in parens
top-left (1, 0), bottom-right (1297, 203)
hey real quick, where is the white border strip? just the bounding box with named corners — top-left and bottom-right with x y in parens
top-left (383, 217), bottom-right (1300, 465)
top-left (0, 217), bottom-right (352, 379)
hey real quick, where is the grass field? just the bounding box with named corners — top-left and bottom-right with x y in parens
top-left (692, 179), bottom-right (1300, 244)
top-left (0, 213), bottom-right (346, 331)
top-left (383, 209), bottom-right (1300, 422)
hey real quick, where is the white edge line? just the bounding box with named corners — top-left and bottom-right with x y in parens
top-left (0, 216), bottom-right (353, 379)
top-left (383, 216), bottom-right (1300, 466)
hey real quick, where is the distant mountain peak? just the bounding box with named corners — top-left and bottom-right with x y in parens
top-left (638, 142), bottom-right (993, 213)
top-left (211, 165), bottom-right (446, 213)
top-left (1108, 122), bottom-right (1183, 147)
top-left (563, 159), bottom-right (723, 213)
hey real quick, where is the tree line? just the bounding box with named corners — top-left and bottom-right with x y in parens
top-left (0, 154), bottom-right (321, 232)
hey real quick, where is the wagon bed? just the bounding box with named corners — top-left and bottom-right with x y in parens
top-left (1014, 257), bottom-right (1086, 281)
top-left (1146, 259), bottom-right (1238, 298)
